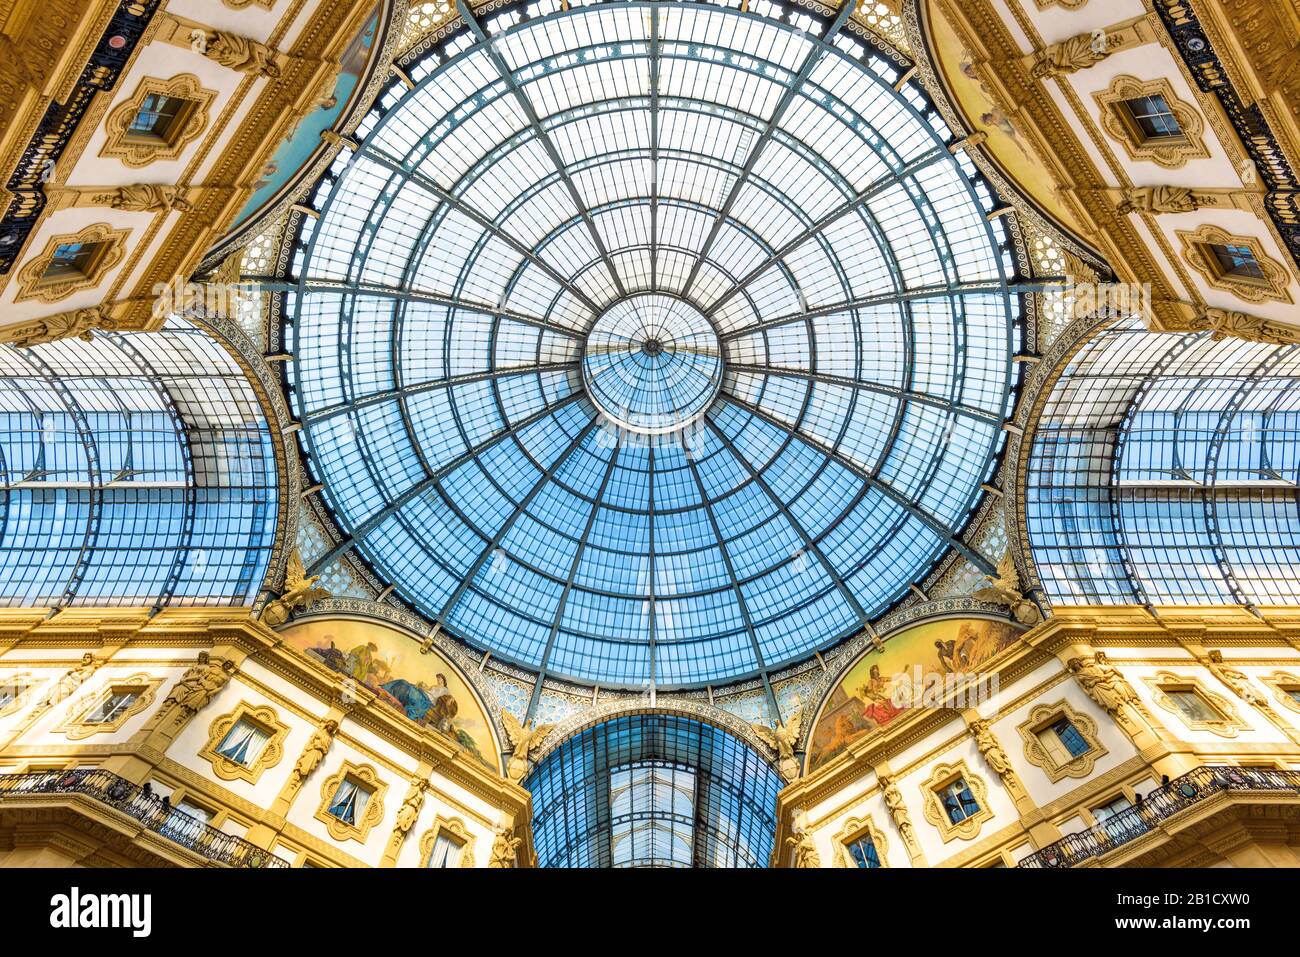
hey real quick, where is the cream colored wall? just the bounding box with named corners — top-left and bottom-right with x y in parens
top-left (792, 641), bottom-right (1300, 868)
top-left (0, 641), bottom-right (522, 868)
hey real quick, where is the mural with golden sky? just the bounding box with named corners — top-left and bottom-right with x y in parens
top-left (806, 617), bottom-right (1024, 771)
top-left (280, 618), bottom-right (498, 772)
top-left (925, 0), bottom-right (1087, 237)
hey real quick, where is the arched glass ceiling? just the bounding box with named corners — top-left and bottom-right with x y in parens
top-left (525, 713), bottom-right (783, 868)
top-left (0, 319), bottom-right (278, 608)
top-left (1027, 317), bottom-right (1300, 608)
top-left (287, 0), bottom-right (1022, 688)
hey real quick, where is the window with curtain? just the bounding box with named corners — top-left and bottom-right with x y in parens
top-left (847, 835), bottom-right (881, 868)
top-left (327, 778), bottom-right (371, 826)
top-left (1037, 716), bottom-right (1090, 763)
top-left (426, 831), bottom-right (465, 868)
top-left (939, 778), bottom-right (981, 825)
top-left (86, 689), bottom-right (139, 723)
top-left (216, 718), bottom-right (271, 768)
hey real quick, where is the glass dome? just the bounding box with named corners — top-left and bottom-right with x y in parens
top-left (287, 0), bottom-right (1021, 688)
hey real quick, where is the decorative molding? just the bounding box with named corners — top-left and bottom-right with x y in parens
top-left (13, 223), bottom-right (128, 303)
top-left (1143, 670), bottom-right (1247, 738)
top-left (832, 813), bottom-right (889, 868)
top-left (1177, 224), bottom-right (1294, 303)
top-left (1093, 74), bottom-right (1209, 169)
top-left (57, 673), bottom-right (163, 740)
top-left (0, 305), bottom-right (119, 349)
top-left (0, 672), bottom-right (34, 718)
top-left (1016, 699), bottom-right (1107, 783)
top-left (198, 700), bottom-right (290, 785)
top-left (1262, 672), bottom-right (1300, 717)
top-left (314, 760), bottom-right (387, 844)
top-left (417, 814), bottom-right (475, 867)
top-left (99, 74), bottom-right (216, 168)
top-left (920, 760), bottom-right (993, 843)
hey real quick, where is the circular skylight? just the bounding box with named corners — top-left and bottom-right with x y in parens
top-left (287, 0), bottom-right (1020, 689)
top-left (582, 294), bottom-right (723, 434)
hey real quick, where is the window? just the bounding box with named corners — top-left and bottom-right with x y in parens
top-left (1287, 688), bottom-right (1300, 708)
top-left (326, 777), bottom-right (372, 827)
top-left (1092, 795), bottom-right (1134, 841)
top-left (1122, 94), bottom-right (1182, 139)
top-left (1038, 716), bottom-right (1091, 763)
top-left (1206, 243), bottom-right (1267, 282)
top-left (847, 835), bottom-right (881, 869)
top-left (215, 718), bottom-right (271, 768)
top-left (426, 831), bottom-right (465, 868)
top-left (609, 762), bottom-right (697, 868)
top-left (938, 777), bottom-right (981, 825)
top-left (0, 681), bottom-right (27, 710)
top-left (1165, 687), bottom-right (1222, 723)
top-left (127, 92), bottom-right (197, 144)
top-left (41, 242), bottom-right (108, 283)
top-left (85, 689), bottom-right (140, 724)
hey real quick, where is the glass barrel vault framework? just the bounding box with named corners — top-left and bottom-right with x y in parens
top-left (285, 0), bottom-right (1026, 690)
top-left (1026, 317), bottom-right (1300, 608)
top-left (0, 318), bottom-right (280, 608)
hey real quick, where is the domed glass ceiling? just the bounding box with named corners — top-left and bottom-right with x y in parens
top-left (287, 0), bottom-right (1021, 689)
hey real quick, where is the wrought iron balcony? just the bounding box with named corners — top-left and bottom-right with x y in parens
top-left (1019, 765), bottom-right (1300, 868)
top-left (0, 769), bottom-right (289, 868)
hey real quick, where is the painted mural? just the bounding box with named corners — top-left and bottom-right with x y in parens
top-left (806, 617), bottom-right (1023, 772)
top-left (230, 11), bottom-right (379, 230)
top-left (924, 0), bottom-right (1087, 236)
top-left (280, 618), bottom-right (497, 771)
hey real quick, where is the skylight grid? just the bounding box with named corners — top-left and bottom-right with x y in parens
top-left (288, 0), bottom-right (1019, 688)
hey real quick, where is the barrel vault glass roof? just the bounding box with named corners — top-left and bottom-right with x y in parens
top-left (286, 0), bottom-right (1022, 689)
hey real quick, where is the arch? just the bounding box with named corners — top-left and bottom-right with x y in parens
top-left (523, 711), bottom-right (785, 868)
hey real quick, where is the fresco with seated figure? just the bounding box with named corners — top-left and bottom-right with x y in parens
top-left (806, 617), bottom-right (1024, 772)
top-left (280, 618), bottom-right (498, 772)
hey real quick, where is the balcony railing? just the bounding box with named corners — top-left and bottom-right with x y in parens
top-left (0, 769), bottom-right (289, 868)
top-left (1019, 765), bottom-right (1300, 868)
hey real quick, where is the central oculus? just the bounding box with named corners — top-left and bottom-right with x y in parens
top-left (581, 294), bottom-right (723, 435)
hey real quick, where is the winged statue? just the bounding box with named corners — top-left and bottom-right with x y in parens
top-left (501, 710), bottom-right (555, 782)
top-left (972, 551), bottom-right (1042, 625)
top-left (751, 698), bottom-right (803, 782)
top-left (260, 550), bottom-right (331, 627)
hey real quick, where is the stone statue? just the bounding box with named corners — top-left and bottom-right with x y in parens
top-left (163, 653), bottom-right (236, 713)
top-left (1032, 30), bottom-right (1111, 77)
top-left (879, 773), bottom-right (918, 849)
top-left (501, 711), bottom-right (554, 782)
top-left (260, 550), bottom-right (329, 627)
top-left (393, 779), bottom-right (425, 837)
top-left (5, 307), bottom-right (117, 349)
top-left (204, 31), bottom-right (280, 77)
top-left (750, 698), bottom-right (803, 782)
top-left (293, 719), bottom-right (338, 784)
top-left (110, 185), bottom-right (192, 213)
top-left (786, 828), bottom-right (820, 868)
top-left (1206, 652), bottom-right (1270, 709)
top-left (43, 654), bottom-right (97, 708)
top-left (1118, 186), bottom-right (1198, 215)
top-left (1188, 307), bottom-right (1296, 346)
top-left (488, 826), bottom-right (521, 868)
top-left (970, 719), bottom-right (1013, 778)
top-left (1067, 655), bottom-right (1138, 715)
top-left (972, 551), bottom-right (1042, 625)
